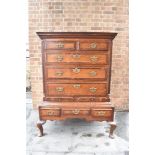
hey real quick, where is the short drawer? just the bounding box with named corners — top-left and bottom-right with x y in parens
top-left (39, 107), bottom-right (61, 117)
top-left (91, 109), bottom-right (113, 117)
top-left (44, 41), bottom-right (76, 50)
top-left (79, 40), bottom-right (109, 51)
top-left (46, 83), bottom-right (108, 96)
top-left (62, 108), bottom-right (90, 116)
top-left (45, 67), bottom-right (108, 80)
top-left (45, 53), bottom-right (109, 65)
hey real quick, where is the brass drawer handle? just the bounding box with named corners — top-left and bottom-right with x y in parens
top-left (89, 71), bottom-right (97, 77)
top-left (90, 56), bottom-right (98, 62)
top-left (90, 42), bottom-right (97, 49)
top-left (97, 111), bottom-right (106, 115)
top-left (89, 87), bottom-right (97, 93)
top-left (56, 55), bottom-right (63, 62)
top-left (57, 42), bottom-right (64, 49)
top-left (73, 84), bottom-right (80, 88)
top-left (56, 87), bottom-right (64, 92)
top-left (72, 54), bottom-right (80, 59)
top-left (72, 109), bottom-right (80, 114)
top-left (72, 67), bottom-right (80, 73)
top-left (55, 71), bottom-right (63, 77)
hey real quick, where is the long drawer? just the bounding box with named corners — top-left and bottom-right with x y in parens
top-left (46, 83), bottom-right (108, 96)
top-left (45, 53), bottom-right (109, 65)
top-left (45, 67), bottom-right (108, 80)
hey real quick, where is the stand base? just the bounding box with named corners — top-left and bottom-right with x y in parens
top-left (36, 120), bottom-right (117, 138)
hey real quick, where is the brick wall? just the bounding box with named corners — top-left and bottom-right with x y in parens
top-left (29, 0), bottom-right (128, 110)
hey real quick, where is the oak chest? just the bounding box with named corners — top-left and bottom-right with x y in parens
top-left (36, 32), bottom-right (117, 138)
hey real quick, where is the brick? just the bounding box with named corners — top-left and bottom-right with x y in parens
top-left (112, 7), bottom-right (117, 11)
top-left (28, 0), bottom-right (129, 110)
top-left (48, 6), bottom-right (53, 10)
top-left (103, 11), bottom-right (114, 14)
top-left (104, 3), bottom-right (114, 6)
top-left (115, 28), bottom-right (125, 31)
top-left (91, 27), bottom-right (102, 30)
top-left (52, 10), bottom-right (63, 14)
top-left (53, 2), bottom-right (63, 6)
top-left (67, 22), bottom-right (72, 26)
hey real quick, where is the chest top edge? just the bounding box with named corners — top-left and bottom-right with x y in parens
top-left (36, 32), bottom-right (117, 40)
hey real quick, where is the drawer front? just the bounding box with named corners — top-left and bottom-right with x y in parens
top-left (46, 83), bottom-right (107, 96)
top-left (45, 41), bottom-right (76, 50)
top-left (79, 40), bottom-right (109, 51)
top-left (45, 67), bottom-right (108, 80)
top-left (44, 96), bottom-right (110, 102)
top-left (39, 108), bottom-right (61, 117)
top-left (91, 109), bottom-right (113, 117)
top-left (62, 108), bottom-right (90, 116)
top-left (45, 53), bottom-right (109, 65)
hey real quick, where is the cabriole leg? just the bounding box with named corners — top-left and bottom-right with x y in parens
top-left (36, 120), bottom-right (46, 137)
top-left (109, 122), bottom-right (117, 139)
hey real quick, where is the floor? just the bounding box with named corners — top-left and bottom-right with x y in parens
top-left (26, 92), bottom-right (129, 155)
